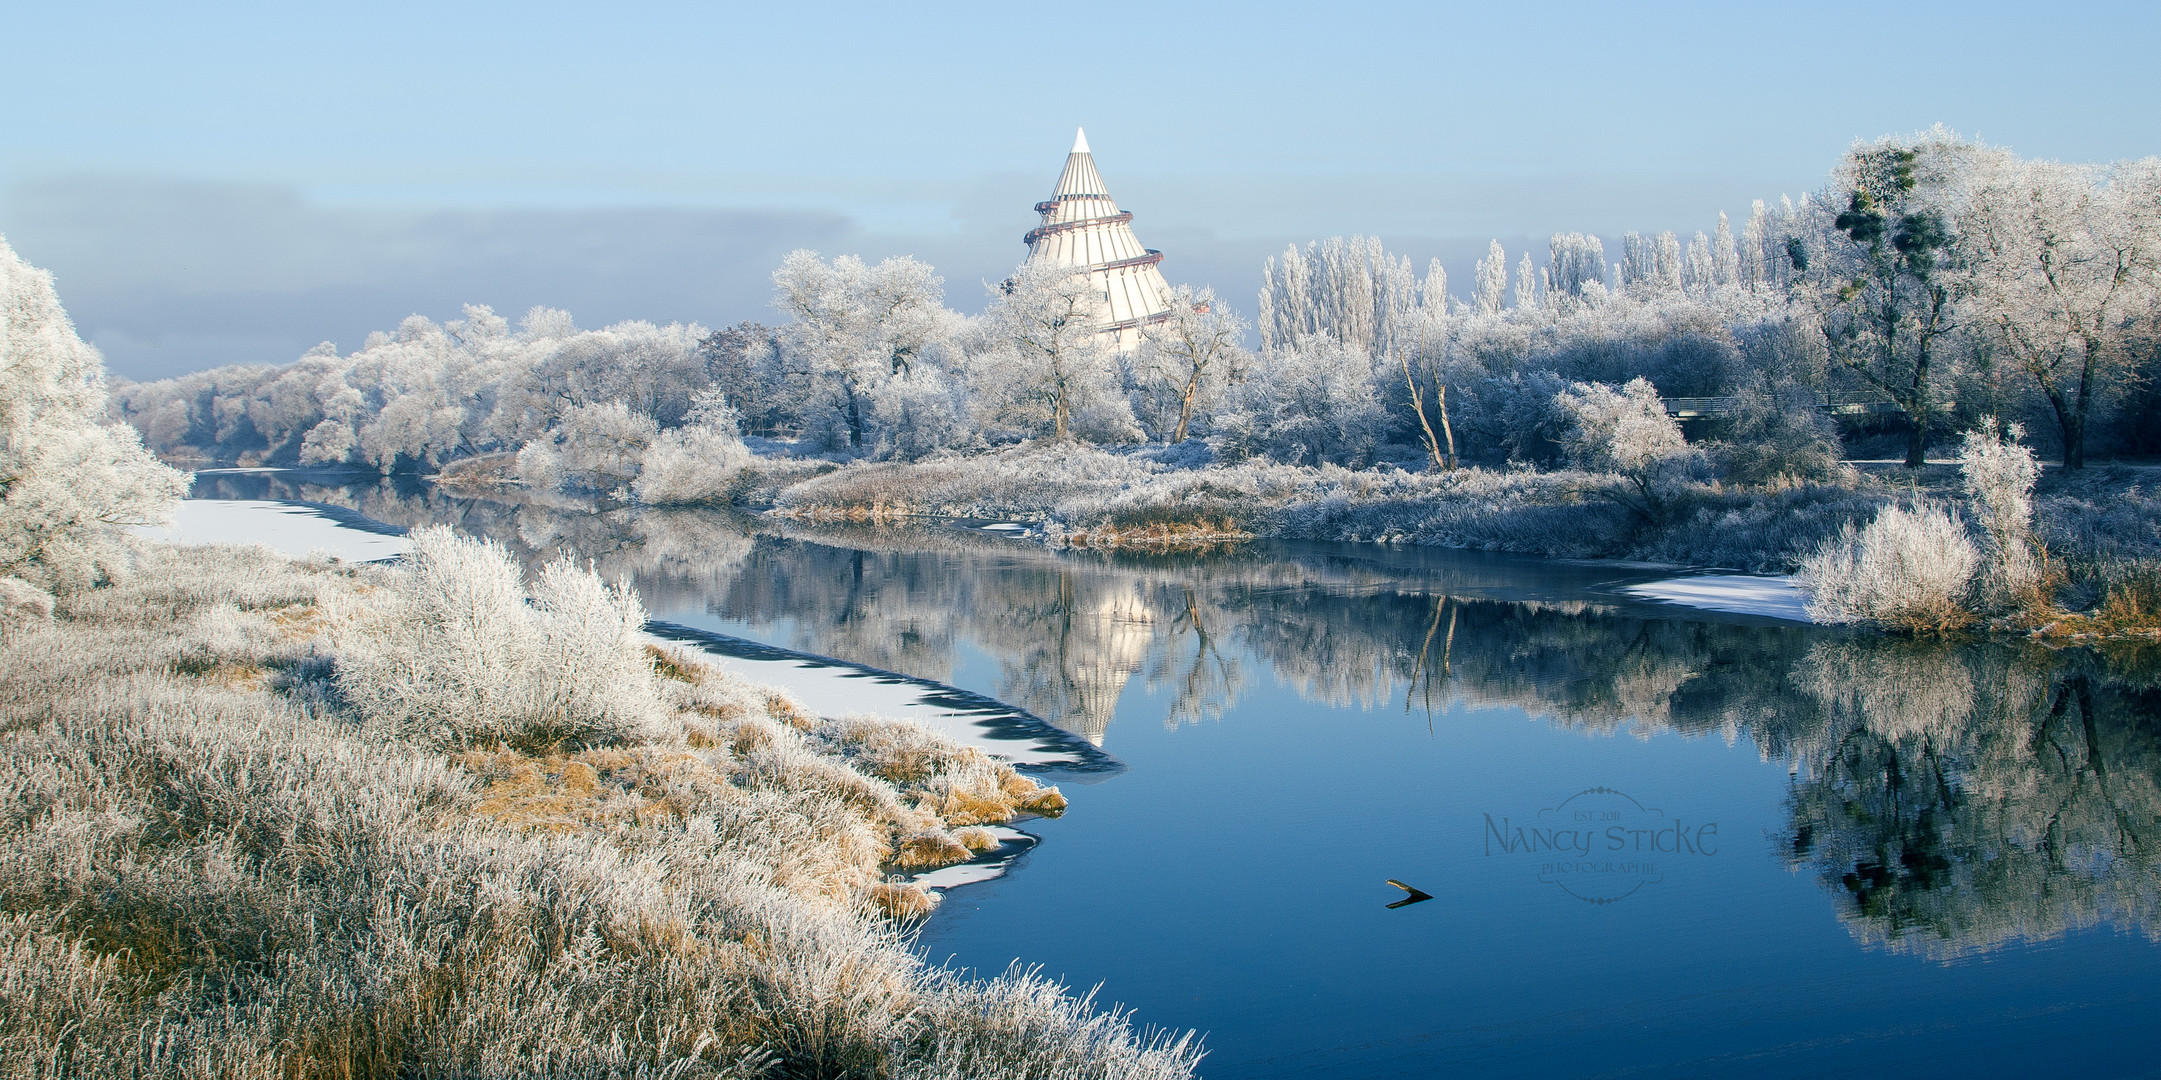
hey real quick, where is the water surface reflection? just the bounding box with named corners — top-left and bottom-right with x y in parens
top-left (193, 472), bottom-right (2161, 1074)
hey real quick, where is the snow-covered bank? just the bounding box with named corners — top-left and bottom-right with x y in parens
top-left (1624, 573), bottom-right (1814, 623)
top-left (134, 497), bottom-right (409, 562)
top-left (647, 621), bottom-right (1117, 775)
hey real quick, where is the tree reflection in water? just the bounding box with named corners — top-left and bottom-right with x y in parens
top-left (1781, 641), bottom-right (2161, 957)
top-left (187, 472), bottom-right (2161, 958)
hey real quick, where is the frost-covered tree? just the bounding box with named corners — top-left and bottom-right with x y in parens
top-left (1473, 240), bottom-right (1508, 316)
top-left (1961, 156), bottom-right (2161, 468)
top-left (978, 260), bottom-right (1134, 442)
top-left (696, 321), bottom-right (786, 436)
top-left (1, 236), bottom-right (188, 589)
top-left (1421, 258), bottom-right (1451, 314)
top-left (771, 251), bottom-right (953, 451)
top-left (1547, 233), bottom-right (1607, 308)
top-left (113, 305), bottom-right (715, 472)
top-left (515, 401), bottom-right (659, 497)
top-left (866, 363), bottom-right (969, 460)
top-left (1554, 377), bottom-right (1699, 517)
top-left (1657, 231), bottom-right (1684, 292)
top-left (1257, 236), bottom-right (1419, 361)
top-left (1816, 130), bottom-right (1975, 467)
top-left (1133, 285), bottom-right (1251, 443)
top-left (1215, 334), bottom-right (1386, 466)
top-left (1620, 231), bottom-right (1685, 294)
top-left (1397, 309), bottom-right (1465, 470)
top-left (1740, 202), bottom-right (1772, 291)
top-left (1620, 233), bottom-right (1652, 292)
top-left (1712, 212), bottom-right (1740, 288)
top-left (1513, 252), bottom-right (1540, 313)
top-left (1685, 231), bottom-right (1715, 294)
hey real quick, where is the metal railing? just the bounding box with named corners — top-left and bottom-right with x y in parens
top-left (1023, 211), bottom-right (1133, 247)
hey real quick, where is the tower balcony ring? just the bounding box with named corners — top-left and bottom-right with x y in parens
top-left (1023, 211), bottom-right (1134, 246)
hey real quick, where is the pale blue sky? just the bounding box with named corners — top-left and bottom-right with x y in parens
top-left (6, 1), bottom-right (2158, 377)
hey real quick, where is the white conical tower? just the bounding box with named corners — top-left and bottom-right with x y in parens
top-left (1022, 128), bottom-right (1173, 350)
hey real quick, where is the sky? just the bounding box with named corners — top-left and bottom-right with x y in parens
top-left (6, 0), bottom-right (2160, 380)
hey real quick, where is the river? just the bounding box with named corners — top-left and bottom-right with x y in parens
top-left (186, 472), bottom-right (2161, 1079)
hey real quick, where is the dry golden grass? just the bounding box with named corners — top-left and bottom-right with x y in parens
top-left (2024, 569), bottom-right (2161, 650)
top-left (1063, 520), bottom-right (1253, 551)
top-left (816, 715), bottom-right (1067, 827)
top-left (645, 642), bottom-right (705, 683)
top-left (1879, 599), bottom-right (1980, 636)
top-left (891, 831), bottom-right (973, 867)
top-left (769, 500), bottom-right (914, 524)
top-left (169, 657), bottom-right (268, 691)
top-left (454, 745), bottom-right (734, 833)
top-left (867, 881), bottom-right (938, 919)
top-left (431, 450), bottom-right (523, 489)
top-left (768, 698), bottom-right (816, 731)
top-left (267, 598), bottom-right (338, 642)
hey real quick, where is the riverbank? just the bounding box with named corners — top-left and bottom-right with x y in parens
top-left (742, 445), bottom-right (2161, 637)
top-left (0, 537), bottom-right (1201, 1077)
top-left (746, 444), bottom-right (1877, 572)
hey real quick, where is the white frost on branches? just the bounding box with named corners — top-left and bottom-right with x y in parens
top-left (336, 526), bottom-right (664, 751)
top-left (1, 235), bottom-right (188, 589)
top-left (1799, 503), bottom-right (1980, 631)
top-left (1958, 417), bottom-right (2042, 605)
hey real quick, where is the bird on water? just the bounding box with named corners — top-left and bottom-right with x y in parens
top-left (1385, 880), bottom-right (1432, 909)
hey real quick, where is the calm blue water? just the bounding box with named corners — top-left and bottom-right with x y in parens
top-left (189, 476), bottom-right (2161, 1078)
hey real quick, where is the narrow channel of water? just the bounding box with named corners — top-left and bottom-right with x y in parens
top-left (189, 473), bottom-right (2161, 1079)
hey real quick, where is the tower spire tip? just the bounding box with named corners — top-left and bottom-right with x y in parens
top-left (1072, 127), bottom-right (1090, 155)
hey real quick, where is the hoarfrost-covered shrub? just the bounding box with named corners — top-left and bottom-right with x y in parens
top-left (337, 526), bottom-right (661, 749)
top-left (1555, 377), bottom-right (1690, 476)
top-left (1, 235), bottom-right (188, 588)
top-left (634, 424), bottom-right (755, 506)
top-left (0, 575), bottom-right (53, 638)
top-left (515, 400), bottom-right (659, 496)
top-left (1958, 417), bottom-right (2042, 607)
top-left (1798, 503), bottom-right (1980, 632)
top-left (1554, 377), bottom-right (1703, 518)
top-left (1709, 377), bottom-right (1850, 486)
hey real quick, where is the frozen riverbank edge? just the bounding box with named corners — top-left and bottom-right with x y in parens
top-left (136, 496), bottom-right (1121, 897)
top-left (139, 498), bottom-right (1133, 766)
top-left (645, 620), bottom-right (1124, 776)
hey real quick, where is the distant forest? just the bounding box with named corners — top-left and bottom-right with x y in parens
top-left (114, 129), bottom-right (2161, 480)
